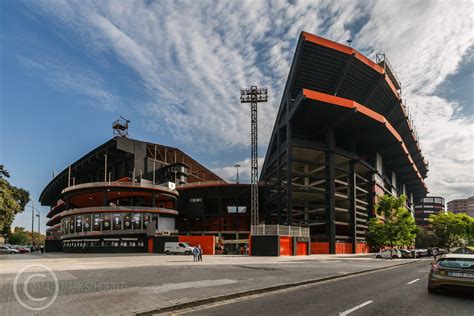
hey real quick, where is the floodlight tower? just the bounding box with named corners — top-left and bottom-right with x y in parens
top-left (112, 116), bottom-right (130, 137)
top-left (240, 86), bottom-right (268, 227)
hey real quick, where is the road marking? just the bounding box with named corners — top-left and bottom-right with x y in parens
top-left (407, 278), bottom-right (420, 284)
top-left (339, 300), bottom-right (373, 315)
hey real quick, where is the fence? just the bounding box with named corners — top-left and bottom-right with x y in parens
top-left (251, 224), bottom-right (310, 238)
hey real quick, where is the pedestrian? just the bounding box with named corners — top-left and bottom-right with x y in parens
top-left (432, 248), bottom-right (439, 261)
top-left (40, 245), bottom-right (45, 254)
top-left (192, 245), bottom-right (199, 262)
top-left (198, 244), bottom-right (203, 261)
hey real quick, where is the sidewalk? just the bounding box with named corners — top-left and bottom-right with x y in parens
top-left (0, 254), bottom-right (423, 316)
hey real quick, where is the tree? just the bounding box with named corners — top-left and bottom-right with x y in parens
top-left (6, 227), bottom-right (45, 245)
top-left (0, 166), bottom-right (30, 233)
top-left (8, 227), bottom-right (29, 245)
top-left (429, 211), bottom-right (474, 251)
top-left (367, 195), bottom-right (419, 254)
top-left (415, 226), bottom-right (439, 248)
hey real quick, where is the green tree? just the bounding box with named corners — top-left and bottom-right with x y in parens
top-left (415, 226), bottom-right (439, 248)
top-left (8, 227), bottom-right (29, 245)
top-left (367, 195), bottom-right (419, 254)
top-left (429, 211), bottom-right (474, 251)
top-left (0, 165), bottom-right (30, 233)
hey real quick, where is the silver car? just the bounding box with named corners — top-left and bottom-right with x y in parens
top-left (0, 246), bottom-right (19, 254)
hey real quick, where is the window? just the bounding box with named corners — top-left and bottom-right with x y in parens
top-left (143, 213), bottom-right (151, 228)
top-left (133, 213), bottom-right (142, 230)
top-left (69, 216), bottom-right (75, 234)
top-left (123, 213), bottom-right (133, 230)
top-left (102, 214), bottom-right (111, 231)
top-left (83, 214), bottom-right (91, 232)
top-left (112, 213), bottom-right (122, 230)
top-left (92, 214), bottom-right (101, 231)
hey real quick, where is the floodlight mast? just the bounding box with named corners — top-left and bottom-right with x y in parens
top-left (240, 86), bottom-right (268, 227)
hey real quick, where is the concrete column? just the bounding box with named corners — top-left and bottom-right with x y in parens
top-left (325, 128), bottom-right (336, 254)
top-left (350, 160), bottom-right (357, 254)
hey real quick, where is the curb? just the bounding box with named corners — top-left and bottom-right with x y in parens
top-left (134, 259), bottom-right (421, 315)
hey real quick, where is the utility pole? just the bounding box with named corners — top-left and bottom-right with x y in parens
top-left (31, 201), bottom-right (35, 246)
top-left (240, 86), bottom-right (268, 227)
top-left (36, 212), bottom-right (40, 241)
top-left (104, 153), bottom-right (108, 182)
top-left (235, 164), bottom-right (241, 215)
top-left (234, 164), bottom-right (240, 184)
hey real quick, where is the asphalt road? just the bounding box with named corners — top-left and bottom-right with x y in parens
top-left (180, 261), bottom-right (474, 316)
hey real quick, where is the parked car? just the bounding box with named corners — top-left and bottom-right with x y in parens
top-left (17, 245), bottom-right (31, 253)
top-left (419, 249), bottom-right (429, 257)
top-left (164, 242), bottom-right (194, 255)
top-left (0, 246), bottom-right (19, 254)
top-left (428, 254), bottom-right (474, 294)
top-left (429, 247), bottom-right (448, 257)
top-left (399, 249), bottom-right (413, 258)
top-left (376, 249), bottom-right (401, 259)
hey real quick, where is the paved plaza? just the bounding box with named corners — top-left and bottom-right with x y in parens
top-left (0, 253), bottom-right (419, 315)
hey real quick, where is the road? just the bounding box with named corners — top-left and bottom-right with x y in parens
top-left (180, 261), bottom-right (474, 316)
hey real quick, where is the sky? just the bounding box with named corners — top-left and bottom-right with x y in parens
top-left (0, 0), bottom-right (473, 233)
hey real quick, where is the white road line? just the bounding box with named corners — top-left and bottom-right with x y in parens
top-left (339, 300), bottom-right (373, 315)
top-left (407, 278), bottom-right (420, 284)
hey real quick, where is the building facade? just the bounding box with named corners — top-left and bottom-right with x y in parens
top-left (414, 196), bottom-right (445, 228)
top-left (447, 196), bottom-right (474, 217)
top-left (42, 31), bottom-right (430, 255)
top-left (41, 137), bottom-right (249, 252)
top-left (260, 32), bottom-right (428, 254)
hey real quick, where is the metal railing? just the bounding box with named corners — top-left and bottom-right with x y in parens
top-left (61, 181), bottom-right (178, 195)
top-left (251, 224), bottom-right (310, 237)
top-left (176, 180), bottom-right (228, 188)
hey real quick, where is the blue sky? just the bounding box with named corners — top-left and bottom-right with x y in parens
top-left (1, 0), bottom-right (473, 232)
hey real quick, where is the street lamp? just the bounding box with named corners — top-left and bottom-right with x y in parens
top-left (234, 164), bottom-right (241, 216)
top-left (234, 164), bottom-right (240, 184)
top-left (29, 202), bottom-right (41, 247)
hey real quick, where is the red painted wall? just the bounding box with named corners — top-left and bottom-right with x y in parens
top-left (178, 236), bottom-right (215, 255)
top-left (147, 236), bottom-right (154, 253)
top-left (335, 243), bottom-right (353, 254)
top-left (356, 243), bottom-right (370, 254)
top-left (279, 237), bottom-right (292, 256)
top-left (296, 242), bottom-right (308, 255)
top-left (310, 242), bottom-right (330, 254)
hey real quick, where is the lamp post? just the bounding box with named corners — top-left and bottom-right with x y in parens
top-left (234, 164), bottom-right (240, 184)
top-left (36, 212), bottom-right (40, 241)
top-left (29, 202), bottom-right (41, 247)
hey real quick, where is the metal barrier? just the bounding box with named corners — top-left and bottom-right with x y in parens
top-left (251, 224), bottom-right (310, 237)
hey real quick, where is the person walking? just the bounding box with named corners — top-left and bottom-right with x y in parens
top-left (198, 245), bottom-right (203, 262)
top-left (192, 245), bottom-right (199, 262)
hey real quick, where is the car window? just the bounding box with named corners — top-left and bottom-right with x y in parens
top-left (179, 243), bottom-right (184, 247)
top-left (438, 258), bottom-right (474, 269)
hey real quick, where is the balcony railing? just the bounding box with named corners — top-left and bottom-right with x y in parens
top-left (61, 181), bottom-right (178, 195)
top-left (251, 224), bottom-right (310, 238)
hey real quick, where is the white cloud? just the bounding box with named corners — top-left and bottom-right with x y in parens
top-left (212, 157), bottom-right (265, 183)
top-left (27, 0), bottom-right (474, 201)
top-left (18, 55), bottom-right (120, 111)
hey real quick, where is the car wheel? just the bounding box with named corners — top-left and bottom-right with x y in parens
top-left (10, 251), bottom-right (16, 254)
top-left (392, 255), bottom-right (398, 259)
top-left (165, 250), bottom-right (171, 255)
top-left (184, 250), bottom-right (191, 255)
top-left (376, 255), bottom-right (381, 259)
top-left (428, 285), bottom-right (438, 294)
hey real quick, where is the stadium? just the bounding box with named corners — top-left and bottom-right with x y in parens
top-left (42, 31), bottom-right (428, 254)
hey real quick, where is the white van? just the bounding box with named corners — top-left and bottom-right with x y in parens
top-left (164, 242), bottom-right (194, 255)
